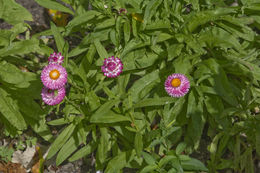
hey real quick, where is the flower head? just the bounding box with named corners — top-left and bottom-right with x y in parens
top-left (48, 52), bottom-right (64, 65)
top-left (165, 73), bottom-right (190, 97)
top-left (101, 56), bottom-right (123, 78)
top-left (119, 8), bottom-right (127, 15)
top-left (41, 64), bottom-right (67, 89)
top-left (41, 86), bottom-right (65, 105)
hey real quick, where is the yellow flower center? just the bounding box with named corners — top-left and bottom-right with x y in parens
top-left (171, 78), bottom-right (181, 87)
top-left (49, 69), bottom-right (60, 80)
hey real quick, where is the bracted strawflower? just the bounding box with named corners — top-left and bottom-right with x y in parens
top-left (48, 52), bottom-right (64, 65)
top-left (119, 8), bottom-right (127, 15)
top-left (41, 86), bottom-right (65, 105)
top-left (165, 73), bottom-right (190, 97)
top-left (41, 64), bottom-right (67, 89)
top-left (101, 56), bottom-right (123, 78)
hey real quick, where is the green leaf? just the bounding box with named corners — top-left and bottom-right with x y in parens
top-left (134, 132), bottom-right (143, 157)
top-left (198, 27), bottom-right (241, 50)
top-left (63, 104), bottom-right (80, 117)
top-left (181, 158), bottom-right (208, 171)
top-left (0, 112), bottom-right (18, 137)
top-left (216, 15), bottom-right (255, 41)
top-left (146, 20), bottom-right (171, 30)
top-left (17, 97), bottom-right (45, 120)
top-left (68, 142), bottom-right (96, 162)
top-left (51, 22), bottom-right (65, 53)
top-left (29, 118), bottom-right (53, 141)
top-left (56, 134), bottom-right (79, 166)
top-left (163, 98), bottom-right (185, 126)
top-left (256, 126), bottom-right (260, 156)
top-left (134, 97), bottom-right (177, 108)
top-left (90, 110), bottom-right (131, 123)
top-left (129, 70), bottom-right (160, 102)
top-left (216, 159), bottom-right (233, 170)
top-left (167, 44), bottom-right (184, 61)
top-left (65, 10), bottom-right (102, 35)
top-left (156, 33), bottom-right (173, 42)
top-left (0, 0), bottom-right (33, 25)
top-left (97, 127), bottom-right (109, 164)
top-left (94, 39), bottom-right (109, 60)
top-left (0, 88), bottom-right (27, 130)
top-left (85, 91), bottom-right (101, 111)
top-left (34, 0), bottom-right (74, 15)
top-left (121, 38), bottom-right (150, 57)
top-left (0, 23), bottom-right (27, 46)
top-left (0, 61), bottom-right (25, 85)
top-left (176, 142), bottom-right (187, 155)
top-left (90, 99), bottom-right (131, 123)
top-left (95, 18), bottom-right (115, 30)
top-left (134, 51), bottom-right (159, 69)
top-left (0, 30), bottom-right (12, 46)
top-left (86, 43), bottom-right (96, 64)
top-left (204, 59), bottom-right (238, 106)
top-left (209, 132), bottom-right (224, 163)
top-left (140, 164), bottom-right (157, 173)
top-left (185, 8), bottom-right (235, 32)
top-left (234, 135), bottom-right (240, 170)
top-left (143, 0), bottom-right (163, 29)
top-left (186, 93), bottom-right (205, 149)
top-left (110, 29), bottom-right (118, 47)
top-left (105, 152), bottom-right (128, 173)
top-left (124, 19), bottom-right (131, 44)
top-left (189, 0), bottom-right (200, 10)
top-left (173, 56), bottom-right (192, 75)
top-left (117, 74), bottom-right (130, 95)
top-left (68, 46), bottom-right (88, 58)
top-left (142, 151), bottom-right (156, 165)
top-left (204, 96), bottom-right (224, 119)
top-left (47, 123), bottom-right (76, 159)
top-left (47, 116), bottom-right (75, 126)
top-left (0, 39), bottom-right (39, 57)
top-left (78, 122), bottom-right (87, 144)
top-left (186, 90), bottom-right (196, 118)
top-left (158, 155), bottom-right (177, 168)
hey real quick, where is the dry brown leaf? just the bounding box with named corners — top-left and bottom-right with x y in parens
top-left (0, 162), bottom-right (26, 173)
top-left (31, 160), bottom-right (40, 173)
top-left (31, 146), bottom-right (44, 173)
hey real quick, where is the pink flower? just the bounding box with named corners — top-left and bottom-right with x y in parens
top-left (41, 86), bottom-right (65, 105)
top-left (101, 56), bottom-right (123, 78)
top-left (48, 52), bottom-right (64, 65)
top-left (165, 73), bottom-right (190, 97)
top-left (41, 64), bottom-right (67, 89)
top-left (119, 8), bottom-right (127, 15)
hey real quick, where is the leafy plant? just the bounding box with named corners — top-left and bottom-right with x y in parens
top-left (1, 0), bottom-right (260, 172)
top-left (0, 0), bottom-right (53, 140)
top-left (0, 146), bottom-right (14, 163)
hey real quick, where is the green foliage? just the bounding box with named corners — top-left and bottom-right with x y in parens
top-left (1, 0), bottom-right (260, 172)
top-left (0, 0), bottom-right (33, 25)
top-left (0, 1), bottom-right (52, 140)
top-left (0, 146), bottom-right (14, 163)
